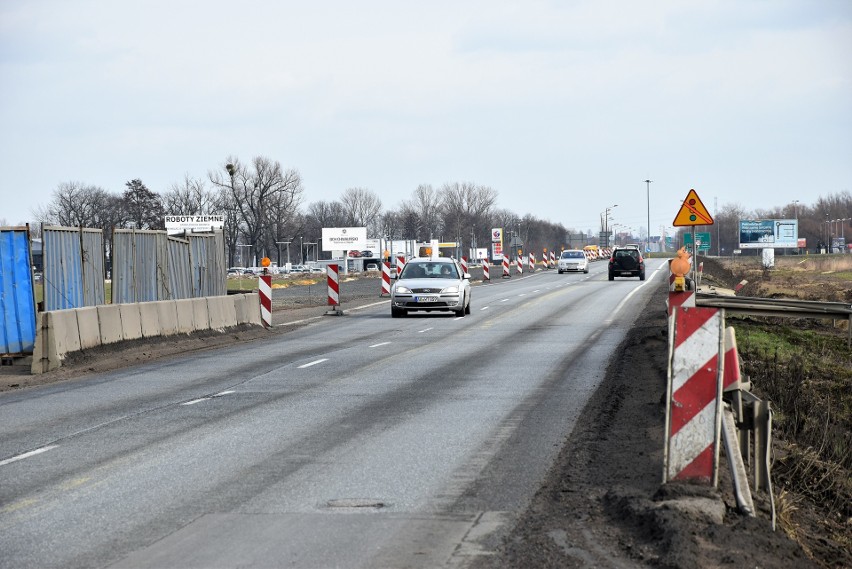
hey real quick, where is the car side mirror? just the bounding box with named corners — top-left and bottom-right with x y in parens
top-left (463, 273), bottom-right (471, 279)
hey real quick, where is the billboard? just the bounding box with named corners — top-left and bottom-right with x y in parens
top-left (321, 227), bottom-right (367, 251)
top-left (738, 219), bottom-right (798, 249)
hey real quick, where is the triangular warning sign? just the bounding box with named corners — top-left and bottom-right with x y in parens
top-left (673, 189), bottom-right (714, 226)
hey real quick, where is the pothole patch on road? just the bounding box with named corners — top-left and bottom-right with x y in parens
top-left (326, 498), bottom-right (387, 509)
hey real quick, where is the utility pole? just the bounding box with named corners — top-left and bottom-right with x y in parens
top-left (644, 179), bottom-right (652, 255)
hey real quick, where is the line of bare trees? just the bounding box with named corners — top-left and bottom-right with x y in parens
top-left (24, 153), bottom-right (851, 265)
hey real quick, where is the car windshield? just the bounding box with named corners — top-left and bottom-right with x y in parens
top-left (562, 251), bottom-right (584, 259)
top-left (400, 262), bottom-right (458, 279)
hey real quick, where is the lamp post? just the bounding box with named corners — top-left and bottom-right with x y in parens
top-left (276, 240), bottom-right (293, 268)
top-left (644, 180), bottom-right (652, 255)
top-left (602, 204), bottom-right (618, 248)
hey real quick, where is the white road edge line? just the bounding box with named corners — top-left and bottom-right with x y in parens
top-left (0, 445), bottom-right (59, 467)
top-left (214, 391), bottom-right (236, 397)
top-left (418, 328), bottom-right (434, 333)
top-left (480, 306), bottom-right (490, 311)
top-left (369, 342), bottom-right (391, 348)
top-left (182, 398), bottom-right (209, 406)
top-left (299, 358), bottom-right (329, 368)
top-left (500, 298), bottom-right (510, 302)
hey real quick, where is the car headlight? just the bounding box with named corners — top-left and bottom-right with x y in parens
top-left (395, 285), bottom-right (412, 294)
top-left (442, 285), bottom-right (459, 294)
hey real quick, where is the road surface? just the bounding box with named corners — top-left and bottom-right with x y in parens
top-left (0, 259), bottom-right (669, 568)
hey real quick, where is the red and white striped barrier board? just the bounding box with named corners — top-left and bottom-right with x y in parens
top-left (461, 256), bottom-right (469, 275)
top-left (665, 306), bottom-right (725, 485)
top-left (327, 264), bottom-right (340, 308)
top-left (259, 275), bottom-right (272, 327)
top-left (549, 251), bottom-right (555, 268)
top-left (502, 256), bottom-right (511, 278)
top-left (529, 253), bottom-right (535, 271)
top-left (396, 256), bottom-right (405, 278)
top-left (381, 261), bottom-right (391, 295)
top-left (482, 260), bottom-right (490, 281)
top-left (667, 290), bottom-right (695, 316)
top-left (723, 326), bottom-right (741, 390)
top-left (516, 257), bottom-right (523, 275)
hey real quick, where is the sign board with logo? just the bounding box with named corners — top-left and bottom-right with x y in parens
top-left (491, 227), bottom-right (504, 259)
top-left (321, 227), bottom-right (367, 251)
top-left (738, 219), bottom-right (798, 249)
top-left (165, 215), bottom-right (225, 234)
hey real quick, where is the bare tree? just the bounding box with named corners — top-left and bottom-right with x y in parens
top-left (34, 182), bottom-right (113, 228)
top-left (162, 175), bottom-right (217, 215)
top-left (439, 182), bottom-right (498, 252)
top-left (340, 187), bottom-right (383, 234)
top-left (209, 156), bottom-right (305, 262)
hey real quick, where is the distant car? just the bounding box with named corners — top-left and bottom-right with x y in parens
top-left (309, 266), bottom-right (324, 273)
top-left (360, 250), bottom-right (374, 258)
top-left (366, 263), bottom-right (379, 272)
top-left (608, 247), bottom-right (645, 280)
top-left (348, 250), bottom-right (362, 258)
top-left (390, 257), bottom-right (471, 318)
top-left (557, 250), bottom-right (589, 274)
top-left (290, 265), bottom-right (308, 273)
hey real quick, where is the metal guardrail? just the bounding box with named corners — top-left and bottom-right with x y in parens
top-left (696, 293), bottom-right (852, 347)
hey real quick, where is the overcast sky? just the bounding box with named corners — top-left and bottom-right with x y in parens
top-left (1, 1), bottom-right (850, 236)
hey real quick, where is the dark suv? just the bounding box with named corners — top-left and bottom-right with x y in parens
top-left (608, 247), bottom-right (645, 281)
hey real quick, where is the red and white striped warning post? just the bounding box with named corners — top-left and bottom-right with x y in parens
top-left (482, 259), bottom-right (490, 281)
top-left (549, 251), bottom-right (555, 268)
top-left (529, 253), bottom-right (535, 271)
top-left (735, 279), bottom-right (748, 292)
top-left (516, 257), bottom-right (523, 275)
top-left (502, 256), bottom-right (511, 278)
top-left (325, 263), bottom-right (343, 315)
top-left (461, 256), bottom-right (469, 275)
top-left (258, 274), bottom-right (272, 327)
top-left (664, 306), bottom-right (725, 485)
top-left (380, 261), bottom-right (391, 296)
top-left (396, 256), bottom-right (405, 279)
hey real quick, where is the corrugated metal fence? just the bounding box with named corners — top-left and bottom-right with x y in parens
top-left (0, 227), bottom-right (36, 355)
top-left (43, 226), bottom-right (106, 310)
top-left (112, 229), bottom-right (226, 303)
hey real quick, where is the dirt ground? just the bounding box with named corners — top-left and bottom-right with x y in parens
top-left (3, 263), bottom-right (849, 568)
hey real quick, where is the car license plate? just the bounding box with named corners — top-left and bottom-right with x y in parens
top-left (621, 271), bottom-right (632, 276)
top-left (414, 295), bottom-right (439, 303)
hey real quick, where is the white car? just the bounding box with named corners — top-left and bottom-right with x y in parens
top-left (390, 257), bottom-right (471, 317)
top-left (558, 250), bottom-right (589, 274)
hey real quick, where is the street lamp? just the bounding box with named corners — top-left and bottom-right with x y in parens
top-left (644, 180), bottom-right (652, 254)
top-left (276, 240), bottom-right (293, 267)
top-left (602, 204), bottom-right (618, 248)
top-left (236, 244), bottom-right (252, 268)
top-left (792, 200), bottom-right (800, 220)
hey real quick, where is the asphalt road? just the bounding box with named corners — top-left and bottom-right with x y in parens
top-left (0, 259), bottom-right (669, 569)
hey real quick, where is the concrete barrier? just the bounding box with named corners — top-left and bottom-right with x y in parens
top-left (191, 298), bottom-right (210, 331)
top-left (98, 305), bottom-right (123, 345)
top-left (139, 302), bottom-right (161, 338)
top-left (31, 310), bottom-right (82, 374)
top-left (174, 299), bottom-right (195, 333)
top-left (119, 303), bottom-right (143, 341)
top-left (76, 306), bottom-right (102, 349)
top-left (30, 295), bottom-right (263, 374)
top-left (207, 296), bottom-right (232, 330)
top-left (243, 293), bottom-right (261, 326)
top-left (157, 300), bottom-right (179, 336)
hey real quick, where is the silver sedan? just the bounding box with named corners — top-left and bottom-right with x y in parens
top-left (390, 258), bottom-right (471, 317)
